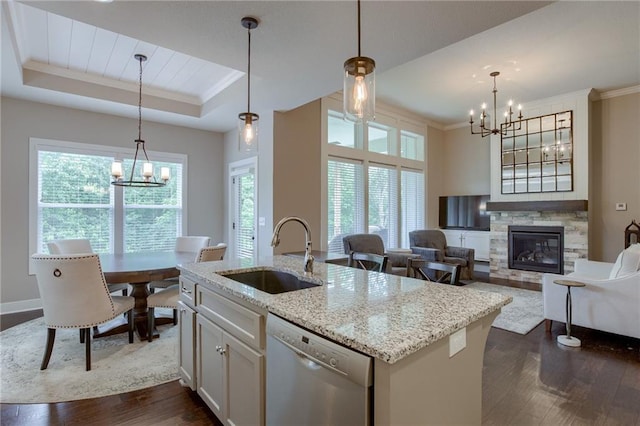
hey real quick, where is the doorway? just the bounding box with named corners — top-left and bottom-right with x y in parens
top-left (229, 158), bottom-right (258, 260)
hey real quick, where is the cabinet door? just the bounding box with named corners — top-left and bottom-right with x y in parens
top-left (178, 301), bottom-right (196, 390)
top-left (224, 332), bottom-right (264, 426)
top-left (197, 315), bottom-right (225, 420)
top-left (463, 231), bottom-right (490, 262)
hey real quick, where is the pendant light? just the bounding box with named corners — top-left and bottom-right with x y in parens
top-left (239, 17), bottom-right (259, 152)
top-left (343, 0), bottom-right (375, 123)
top-left (111, 54), bottom-right (170, 187)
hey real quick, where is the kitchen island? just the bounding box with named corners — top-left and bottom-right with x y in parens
top-left (178, 255), bottom-right (511, 425)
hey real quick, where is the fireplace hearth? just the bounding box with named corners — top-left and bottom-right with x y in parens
top-left (508, 225), bottom-right (564, 274)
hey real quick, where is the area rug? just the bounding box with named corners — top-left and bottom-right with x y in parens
top-left (0, 312), bottom-right (179, 404)
top-left (464, 282), bottom-right (544, 335)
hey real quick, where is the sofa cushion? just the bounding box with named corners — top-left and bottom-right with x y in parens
top-left (609, 243), bottom-right (640, 279)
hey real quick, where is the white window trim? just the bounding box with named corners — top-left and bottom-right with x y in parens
top-left (28, 137), bottom-right (187, 273)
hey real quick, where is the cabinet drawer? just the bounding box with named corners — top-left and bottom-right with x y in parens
top-left (179, 276), bottom-right (197, 307)
top-left (197, 286), bottom-right (264, 350)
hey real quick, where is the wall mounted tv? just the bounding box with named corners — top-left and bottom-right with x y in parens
top-left (439, 195), bottom-right (490, 231)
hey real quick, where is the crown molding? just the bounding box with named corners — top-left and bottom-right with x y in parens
top-left (595, 85), bottom-right (640, 100)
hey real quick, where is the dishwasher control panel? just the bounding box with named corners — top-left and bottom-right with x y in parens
top-left (266, 314), bottom-right (372, 387)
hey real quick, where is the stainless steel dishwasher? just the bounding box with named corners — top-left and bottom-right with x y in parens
top-left (266, 313), bottom-right (373, 425)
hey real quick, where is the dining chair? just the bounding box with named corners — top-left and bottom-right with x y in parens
top-left (197, 243), bottom-right (227, 262)
top-left (31, 253), bottom-right (135, 371)
top-left (47, 238), bottom-right (129, 296)
top-left (347, 251), bottom-right (389, 272)
top-left (406, 257), bottom-right (461, 285)
top-left (149, 236), bottom-right (211, 293)
top-left (146, 240), bottom-right (221, 341)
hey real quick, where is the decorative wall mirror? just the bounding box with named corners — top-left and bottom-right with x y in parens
top-left (501, 110), bottom-right (573, 194)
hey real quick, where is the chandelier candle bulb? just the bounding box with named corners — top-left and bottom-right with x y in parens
top-left (143, 162), bottom-right (153, 178)
top-left (161, 167), bottom-right (170, 181)
top-left (111, 161), bottom-right (123, 179)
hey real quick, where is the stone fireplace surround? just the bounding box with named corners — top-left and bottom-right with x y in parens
top-left (487, 201), bottom-right (588, 284)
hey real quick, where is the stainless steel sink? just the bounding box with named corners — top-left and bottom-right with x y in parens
top-left (222, 269), bottom-right (320, 294)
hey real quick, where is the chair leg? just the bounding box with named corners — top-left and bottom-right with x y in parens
top-left (545, 319), bottom-right (553, 333)
top-left (122, 288), bottom-right (128, 297)
top-left (84, 328), bottom-right (91, 371)
top-left (128, 309), bottom-right (134, 343)
top-left (79, 329), bottom-right (85, 343)
top-left (148, 307), bottom-right (155, 342)
top-left (173, 308), bottom-right (178, 325)
top-left (41, 328), bottom-right (56, 370)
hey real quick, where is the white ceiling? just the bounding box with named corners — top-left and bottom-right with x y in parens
top-left (2, 1), bottom-right (639, 133)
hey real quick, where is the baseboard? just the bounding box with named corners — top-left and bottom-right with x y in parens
top-left (0, 298), bottom-right (42, 315)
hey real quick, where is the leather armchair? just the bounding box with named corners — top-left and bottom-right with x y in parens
top-left (342, 234), bottom-right (419, 276)
top-left (409, 230), bottom-right (475, 280)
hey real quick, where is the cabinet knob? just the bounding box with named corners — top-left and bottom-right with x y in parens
top-left (215, 345), bottom-right (222, 353)
top-left (181, 286), bottom-right (192, 294)
top-left (219, 348), bottom-right (227, 355)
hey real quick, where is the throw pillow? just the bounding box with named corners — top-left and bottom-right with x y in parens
top-left (608, 243), bottom-right (640, 279)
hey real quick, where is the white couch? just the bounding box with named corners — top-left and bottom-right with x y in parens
top-left (542, 258), bottom-right (640, 339)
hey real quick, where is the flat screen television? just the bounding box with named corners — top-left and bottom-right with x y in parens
top-left (439, 195), bottom-right (490, 231)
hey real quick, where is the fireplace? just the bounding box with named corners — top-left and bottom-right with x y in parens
top-left (508, 226), bottom-right (564, 274)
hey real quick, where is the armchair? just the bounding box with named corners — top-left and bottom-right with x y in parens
top-left (342, 234), bottom-right (418, 276)
top-left (409, 230), bottom-right (475, 280)
top-left (542, 255), bottom-right (640, 339)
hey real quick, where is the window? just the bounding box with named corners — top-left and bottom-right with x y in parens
top-left (401, 169), bottom-right (425, 247)
top-left (30, 138), bottom-right (186, 259)
top-left (327, 159), bottom-right (364, 253)
top-left (324, 99), bottom-right (426, 253)
top-left (368, 164), bottom-right (398, 248)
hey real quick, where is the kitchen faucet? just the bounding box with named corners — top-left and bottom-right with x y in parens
top-left (271, 216), bottom-right (314, 274)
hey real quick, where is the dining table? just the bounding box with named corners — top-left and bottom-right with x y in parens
top-left (96, 251), bottom-right (198, 340)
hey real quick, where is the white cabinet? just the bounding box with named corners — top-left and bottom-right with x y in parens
top-left (178, 300), bottom-right (196, 390)
top-left (197, 313), bottom-right (264, 425)
top-left (440, 229), bottom-right (490, 262)
top-left (178, 276), bottom-right (198, 390)
top-left (182, 279), bottom-right (266, 425)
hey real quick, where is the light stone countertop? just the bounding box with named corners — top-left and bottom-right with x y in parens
top-left (178, 255), bottom-right (511, 364)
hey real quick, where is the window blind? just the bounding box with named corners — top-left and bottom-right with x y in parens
top-left (327, 159), bottom-right (364, 253)
top-left (368, 164), bottom-right (398, 248)
top-left (401, 169), bottom-right (425, 247)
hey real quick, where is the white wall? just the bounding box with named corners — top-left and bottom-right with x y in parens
top-left (0, 97), bottom-right (225, 311)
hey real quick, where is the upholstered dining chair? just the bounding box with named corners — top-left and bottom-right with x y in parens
top-left (347, 251), bottom-right (389, 272)
top-left (197, 243), bottom-right (227, 262)
top-left (342, 234), bottom-right (418, 276)
top-left (409, 230), bottom-right (475, 280)
top-left (146, 240), bottom-right (222, 341)
top-left (149, 236), bottom-right (211, 293)
top-left (47, 238), bottom-right (129, 296)
top-left (31, 253), bottom-right (135, 371)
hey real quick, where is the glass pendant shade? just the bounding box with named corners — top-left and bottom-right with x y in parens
top-left (238, 112), bottom-right (259, 152)
top-left (343, 57), bottom-right (375, 123)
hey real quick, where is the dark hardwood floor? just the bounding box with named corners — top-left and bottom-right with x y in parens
top-left (2, 287), bottom-right (638, 425)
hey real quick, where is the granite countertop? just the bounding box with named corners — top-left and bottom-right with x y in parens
top-left (178, 255), bottom-right (511, 364)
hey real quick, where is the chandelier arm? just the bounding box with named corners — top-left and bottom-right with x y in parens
top-left (129, 142), bottom-right (140, 184)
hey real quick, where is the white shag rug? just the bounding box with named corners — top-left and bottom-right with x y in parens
top-left (465, 282), bottom-right (544, 335)
top-left (0, 313), bottom-right (179, 404)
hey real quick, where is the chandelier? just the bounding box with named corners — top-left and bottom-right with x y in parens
top-left (343, 0), bottom-right (375, 123)
top-left (469, 71), bottom-right (523, 137)
top-left (111, 54), bottom-right (170, 187)
top-left (238, 17), bottom-right (259, 152)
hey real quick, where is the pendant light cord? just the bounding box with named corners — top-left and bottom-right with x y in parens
top-left (138, 55), bottom-right (143, 141)
top-left (357, 0), bottom-right (361, 57)
top-left (247, 25), bottom-right (251, 112)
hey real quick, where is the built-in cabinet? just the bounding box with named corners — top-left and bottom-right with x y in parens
top-left (179, 275), bottom-right (266, 426)
top-left (440, 229), bottom-right (490, 262)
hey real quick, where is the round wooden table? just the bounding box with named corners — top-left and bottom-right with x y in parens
top-left (553, 279), bottom-right (586, 347)
top-left (97, 251), bottom-right (197, 340)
